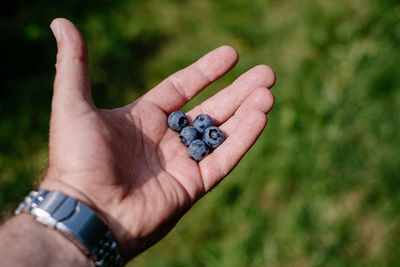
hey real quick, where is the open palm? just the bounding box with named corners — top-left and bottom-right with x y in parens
top-left (41, 18), bottom-right (275, 260)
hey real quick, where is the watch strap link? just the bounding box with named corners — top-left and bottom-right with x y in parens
top-left (15, 188), bottom-right (47, 215)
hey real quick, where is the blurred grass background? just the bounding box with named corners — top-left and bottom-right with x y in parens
top-left (1, 0), bottom-right (400, 266)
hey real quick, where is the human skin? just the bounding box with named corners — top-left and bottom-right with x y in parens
top-left (0, 18), bottom-right (275, 265)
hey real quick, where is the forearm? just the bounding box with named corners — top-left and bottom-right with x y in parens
top-left (0, 214), bottom-right (93, 267)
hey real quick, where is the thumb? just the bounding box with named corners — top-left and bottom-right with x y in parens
top-left (50, 18), bottom-right (94, 117)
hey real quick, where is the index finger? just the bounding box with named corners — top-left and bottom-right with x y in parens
top-left (143, 46), bottom-right (238, 113)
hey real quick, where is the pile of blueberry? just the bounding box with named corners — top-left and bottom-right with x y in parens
top-left (168, 111), bottom-right (224, 162)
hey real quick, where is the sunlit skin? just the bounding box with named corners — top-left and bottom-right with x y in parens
top-left (41, 18), bottom-right (275, 260)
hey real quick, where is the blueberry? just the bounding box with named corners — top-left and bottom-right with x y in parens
top-left (203, 126), bottom-right (224, 149)
top-left (193, 114), bottom-right (213, 134)
top-left (188, 140), bottom-right (210, 162)
top-left (179, 126), bottom-right (199, 146)
top-left (168, 111), bottom-right (188, 131)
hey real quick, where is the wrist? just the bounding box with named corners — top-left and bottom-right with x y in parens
top-left (0, 214), bottom-right (93, 267)
top-left (37, 179), bottom-right (127, 263)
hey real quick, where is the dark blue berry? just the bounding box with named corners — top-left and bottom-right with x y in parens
top-left (179, 126), bottom-right (199, 146)
top-left (168, 111), bottom-right (188, 131)
top-left (193, 114), bottom-right (213, 134)
top-left (203, 126), bottom-right (224, 149)
top-left (188, 140), bottom-right (210, 161)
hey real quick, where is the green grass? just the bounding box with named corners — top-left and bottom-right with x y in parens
top-left (1, 0), bottom-right (399, 266)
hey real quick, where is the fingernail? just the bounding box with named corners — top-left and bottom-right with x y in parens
top-left (50, 20), bottom-right (63, 41)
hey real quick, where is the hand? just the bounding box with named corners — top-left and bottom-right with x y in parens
top-left (41, 18), bottom-right (276, 260)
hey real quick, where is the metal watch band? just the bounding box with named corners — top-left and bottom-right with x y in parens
top-left (15, 188), bottom-right (48, 215)
top-left (16, 189), bottom-right (124, 267)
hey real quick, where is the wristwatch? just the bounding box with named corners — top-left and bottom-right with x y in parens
top-left (15, 189), bottom-right (124, 267)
